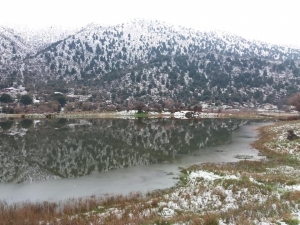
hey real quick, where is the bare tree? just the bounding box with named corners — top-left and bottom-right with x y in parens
top-left (13, 105), bottom-right (24, 114)
top-left (35, 102), bottom-right (50, 113)
top-left (135, 101), bottom-right (145, 113)
top-left (92, 103), bottom-right (99, 111)
top-left (193, 105), bottom-right (202, 112)
top-left (65, 103), bottom-right (74, 112)
top-left (50, 101), bottom-right (61, 112)
top-left (164, 98), bottom-right (174, 111)
top-left (82, 102), bottom-right (91, 111)
top-left (288, 93), bottom-right (300, 112)
top-left (152, 102), bottom-right (162, 112)
top-left (174, 102), bottom-right (182, 111)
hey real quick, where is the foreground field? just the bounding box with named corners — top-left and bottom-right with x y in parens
top-left (1, 120), bottom-right (300, 224)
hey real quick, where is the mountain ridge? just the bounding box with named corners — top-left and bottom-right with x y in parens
top-left (1, 19), bottom-right (300, 108)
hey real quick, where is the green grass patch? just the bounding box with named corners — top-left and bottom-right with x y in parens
top-left (134, 112), bottom-right (148, 117)
top-left (283, 218), bottom-right (300, 225)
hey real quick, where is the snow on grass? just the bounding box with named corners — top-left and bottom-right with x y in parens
top-left (173, 111), bottom-right (188, 119)
top-left (264, 122), bottom-right (300, 158)
top-left (148, 168), bottom-right (280, 222)
top-left (174, 111), bottom-right (220, 119)
top-left (114, 110), bottom-right (137, 115)
top-left (189, 170), bottom-right (239, 181)
top-left (285, 184), bottom-right (300, 191)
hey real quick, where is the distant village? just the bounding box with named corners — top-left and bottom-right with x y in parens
top-left (0, 85), bottom-right (295, 115)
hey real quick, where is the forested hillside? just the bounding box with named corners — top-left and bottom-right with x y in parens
top-left (1, 20), bottom-right (300, 108)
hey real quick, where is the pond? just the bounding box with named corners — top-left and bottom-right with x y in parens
top-left (0, 118), bottom-right (270, 203)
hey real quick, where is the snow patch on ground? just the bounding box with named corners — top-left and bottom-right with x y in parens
top-left (174, 111), bottom-right (220, 119)
top-left (189, 170), bottom-right (239, 181)
top-left (265, 123), bottom-right (300, 158)
top-left (114, 110), bottom-right (137, 115)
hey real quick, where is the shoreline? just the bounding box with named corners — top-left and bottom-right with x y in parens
top-left (0, 110), bottom-right (296, 120)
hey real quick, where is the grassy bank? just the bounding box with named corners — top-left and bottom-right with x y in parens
top-left (1, 110), bottom-right (297, 120)
top-left (1, 120), bottom-right (300, 224)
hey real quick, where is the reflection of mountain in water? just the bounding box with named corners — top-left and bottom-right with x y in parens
top-left (0, 118), bottom-right (247, 183)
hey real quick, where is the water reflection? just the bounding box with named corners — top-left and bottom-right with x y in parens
top-left (0, 118), bottom-right (248, 183)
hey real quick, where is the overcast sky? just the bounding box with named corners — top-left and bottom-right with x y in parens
top-left (1, 0), bottom-right (299, 47)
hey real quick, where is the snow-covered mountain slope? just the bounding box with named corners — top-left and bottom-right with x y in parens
top-left (0, 26), bottom-right (32, 61)
top-left (11, 25), bottom-right (81, 51)
top-left (1, 19), bottom-right (300, 104)
top-left (29, 19), bottom-right (300, 77)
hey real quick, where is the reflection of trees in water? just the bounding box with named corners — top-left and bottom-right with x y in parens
top-left (0, 118), bottom-right (247, 183)
top-left (20, 119), bottom-right (33, 129)
top-left (0, 120), bottom-right (13, 130)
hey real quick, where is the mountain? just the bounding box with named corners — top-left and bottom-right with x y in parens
top-left (0, 26), bottom-right (32, 85)
top-left (11, 25), bottom-right (80, 52)
top-left (1, 19), bottom-right (300, 106)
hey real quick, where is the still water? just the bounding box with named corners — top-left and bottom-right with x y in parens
top-left (0, 118), bottom-right (269, 203)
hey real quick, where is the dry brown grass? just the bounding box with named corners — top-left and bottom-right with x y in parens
top-left (0, 193), bottom-right (153, 225)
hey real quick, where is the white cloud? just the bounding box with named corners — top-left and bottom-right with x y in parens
top-left (1, 0), bottom-right (300, 47)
